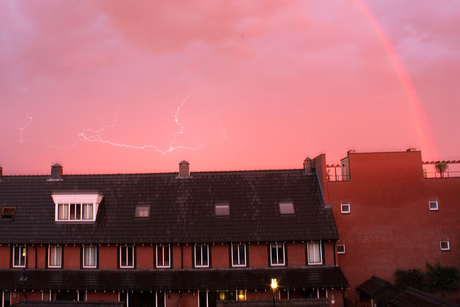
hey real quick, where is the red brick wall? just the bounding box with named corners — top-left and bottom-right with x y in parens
top-left (212, 244), bottom-right (230, 268)
top-left (0, 245), bottom-right (9, 268)
top-left (99, 245), bottom-right (117, 269)
top-left (35, 245), bottom-right (47, 269)
top-left (63, 245), bottom-right (81, 269)
top-left (182, 244), bottom-right (193, 269)
top-left (87, 291), bottom-right (119, 301)
top-left (181, 292), bottom-right (199, 307)
top-left (137, 245), bottom-right (154, 269)
top-left (172, 244), bottom-right (182, 269)
top-left (286, 243), bottom-right (305, 266)
top-left (324, 150), bottom-right (460, 302)
top-left (248, 244), bottom-right (267, 267)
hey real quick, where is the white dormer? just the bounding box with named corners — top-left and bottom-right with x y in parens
top-left (52, 193), bottom-right (103, 222)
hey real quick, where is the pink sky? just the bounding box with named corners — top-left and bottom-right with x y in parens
top-left (1, 1), bottom-right (460, 175)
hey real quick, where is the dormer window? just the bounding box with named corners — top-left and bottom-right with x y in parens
top-left (52, 194), bottom-right (103, 222)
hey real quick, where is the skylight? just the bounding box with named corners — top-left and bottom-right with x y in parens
top-left (215, 203), bottom-right (230, 216)
top-left (279, 201), bottom-right (295, 215)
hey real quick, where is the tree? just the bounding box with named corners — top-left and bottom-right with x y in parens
top-left (435, 162), bottom-right (448, 178)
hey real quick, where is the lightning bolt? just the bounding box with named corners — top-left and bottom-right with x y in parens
top-left (13, 97), bottom-right (33, 144)
top-left (63, 89), bottom-right (224, 154)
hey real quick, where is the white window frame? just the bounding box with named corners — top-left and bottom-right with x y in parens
top-left (270, 243), bottom-right (285, 266)
top-left (429, 200), bottom-right (438, 211)
top-left (52, 194), bottom-right (103, 222)
top-left (337, 244), bottom-right (345, 254)
top-left (195, 244), bottom-right (209, 268)
top-left (83, 245), bottom-right (97, 268)
top-left (156, 245), bottom-right (171, 268)
top-left (341, 203), bottom-right (350, 214)
top-left (48, 245), bottom-right (62, 268)
top-left (440, 241), bottom-right (450, 251)
top-left (120, 245), bottom-right (135, 268)
top-left (308, 241), bottom-right (322, 265)
top-left (13, 245), bottom-right (27, 268)
top-left (231, 243), bottom-right (246, 267)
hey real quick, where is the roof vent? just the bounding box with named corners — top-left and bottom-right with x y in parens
top-left (49, 163), bottom-right (63, 181)
top-left (178, 160), bottom-right (190, 178)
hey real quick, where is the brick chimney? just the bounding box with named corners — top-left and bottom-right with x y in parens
top-left (50, 163), bottom-right (63, 180)
top-left (303, 157), bottom-right (313, 173)
top-left (178, 160), bottom-right (190, 178)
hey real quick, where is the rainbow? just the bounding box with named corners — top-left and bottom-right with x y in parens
top-left (353, 0), bottom-right (437, 160)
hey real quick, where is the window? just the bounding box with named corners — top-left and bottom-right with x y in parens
top-left (337, 244), bottom-right (345, 254)
top-left (215, 203), bottom-right (230, 216)
top-left (308, 242), bottom-right (322, 265)
top-left (156, 245), bottom-right (170, 268)
top-left (135, 205), bottom-right (150, 218)
top-left (429, 200), bottom-right (438, 211)
top-left (341, 203), bottom-right (350, 214)
top-left (48, 245), bottom-right (62, 268)
top-left (440, 241), bottom-right (450, 251)
top-left (13, 245), bottom-right (26, 267)
top-left (231, 244), bottom-right (246, 267)
top-left (195, 244), bottom-right (209, 267)
top-left (1, 207), bottom-right (15, 219)
top-left (52, 194), bottom-right (103, 222)
top-left (120, 245), bottom-right (134, 268)
top-left (270, 243), bottom-right (285, 266)
top-left (83, 246), bottom-right (97, 268)
top-left (279, 202), bottom-right (295, 215)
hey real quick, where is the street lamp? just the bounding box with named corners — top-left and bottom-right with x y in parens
top-left (271, 278), bottom-right (278, 307)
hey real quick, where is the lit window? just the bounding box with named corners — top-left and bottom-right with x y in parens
top-left (337, 244), bottom-right (345, 254)
top-left (157, 245), bottom-right (170, 268)
top-left (231, 244), bottom-right (246, 267)
top-left (440, 241), bottom-right (450, 251)
top-left (83, 246), bottom-right (97, 268)
top-left (52, 194), bottom-right (103, 222)
top-left (195, 244), bottom-right (209, 267)
top-left (429, 200), bottom-right (438, 211)
top-left (308, 241), bottom-right (322, 265)
top-left (120, 245), bottom-right (134, 268)
top-left (215, 203), bottom-right (230, 216)
top-left (135, 205), bottom-right (150, 218)
top-left (48, 245), bottom-right (62, 268)
top-left (279, 202), bottom-right (295, 215)
top-left (13, 245), bottom-right (26, 268)
top-left (270, 243), bottom-right (285, 266)
top-left (341, 203), bottom-right (350, 214)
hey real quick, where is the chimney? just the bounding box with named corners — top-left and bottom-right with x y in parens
top-left (178, 160), bottom-right (190, 178)
top-left (303, 157), bottom-right (313, 173)
top-left (0, 166), bottom-right (2, 181)
top-left (50, 163), bottom-right (63, 180)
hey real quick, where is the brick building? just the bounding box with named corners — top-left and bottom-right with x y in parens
top-left (0, 161), bottom-right (348, 307)
top-left (314, 149), bottom-right (460, 304)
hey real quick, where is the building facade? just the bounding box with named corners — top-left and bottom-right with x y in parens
top-left (0, 162), bottom-right (348, 307)
top-left (314, 149), bottom-right (460, 304)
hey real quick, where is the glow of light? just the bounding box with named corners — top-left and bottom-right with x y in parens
top-left (271, 278), bottom-right (278, 290)
top-left (353, 0), bottom-right (437, 160)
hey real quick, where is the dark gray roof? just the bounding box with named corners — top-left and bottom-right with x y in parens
top-left (16, 301), bottom-right (123, 307)
top-left (389, 287), bottom-right (459, 307)
top-left (356, 276), bottom-right (401, 297)
top-left (0, 266), bottom-right (349, 292)
top-left (0, 169), bottom-right (338, 244)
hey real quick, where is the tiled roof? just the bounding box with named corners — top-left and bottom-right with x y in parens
top-left (0, 169), bottom-right (338, 244)
top-left (0, 266), bottom-right (349, 292)
top-left (389, 287), bottom-right (459, 307)
top-left (16, 301), bottom-right (124, 307)
top-left (356, 276), bottom-right (400, 297)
